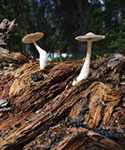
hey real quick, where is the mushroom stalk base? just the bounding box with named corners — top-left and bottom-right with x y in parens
top-left (33, 41), bottom-right (48, 69)
top-left (72, 41), bottom-right (92, 85)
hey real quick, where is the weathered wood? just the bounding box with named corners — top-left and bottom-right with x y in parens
top-left (0, 19), bottom-right (125, 150)
top-left (0, 53), bottom-right (124, 150)
top-left (0, 19), bottom-right (17, 50)
top-left (0, 19), bottom-right (28, 78)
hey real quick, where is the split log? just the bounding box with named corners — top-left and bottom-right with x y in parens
top-left (0, 53), bottom-right (124, 150)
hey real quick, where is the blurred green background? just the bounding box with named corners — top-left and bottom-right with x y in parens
top-left (0, 0), bottom-right (124, 60)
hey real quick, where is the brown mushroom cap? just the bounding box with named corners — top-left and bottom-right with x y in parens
top-left (75, 32), bottom-right (105, 42)
top-left (22, 32), bottom-right (44, 44)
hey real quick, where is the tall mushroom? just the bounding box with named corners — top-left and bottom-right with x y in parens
top-left (72, 32), bottom-right (105, 85)
top-left (22, 32), bottom-right (48, 69)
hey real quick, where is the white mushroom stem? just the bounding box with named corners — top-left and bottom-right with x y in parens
top-left (33, 40), bottom-right (48, 69)
top-left (72, 41), bottom-right (92, 85)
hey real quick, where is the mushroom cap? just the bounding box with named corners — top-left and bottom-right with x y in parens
top-left (22, 32), bottom-right (44, 44)
top-left (75, 32), bottom-right (105, 42)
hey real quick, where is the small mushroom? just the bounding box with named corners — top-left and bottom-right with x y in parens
top-left (72, 32), bottom-right (105, 85)
top-left (22, 32), bottom-right (48, 69)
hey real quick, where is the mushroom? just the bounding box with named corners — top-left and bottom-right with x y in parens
top-left (72, 32), bottom-right (105, 85)
top-left (22, 32), bottom-right (48, 69)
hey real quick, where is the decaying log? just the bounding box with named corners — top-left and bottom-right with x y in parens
top-left (0, 19), bottom-right (125, 150)
top-left (0, 18), bottom-right (17, 50)
top-left (0, 19), bottom-right (28, 78)
top-left (0, 53), bottom-right (124, 150)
